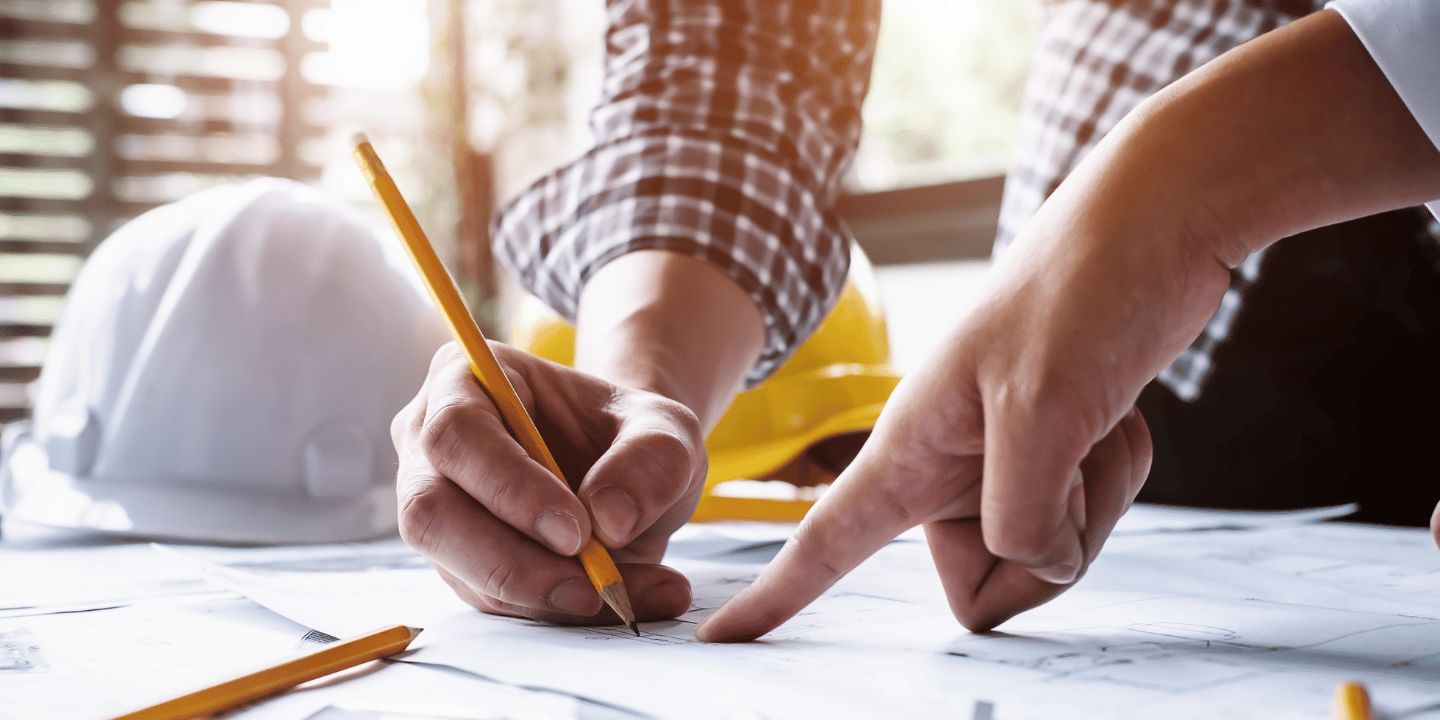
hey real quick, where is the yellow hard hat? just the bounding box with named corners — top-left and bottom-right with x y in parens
top-left (509, 245), bottom-right (901, 522)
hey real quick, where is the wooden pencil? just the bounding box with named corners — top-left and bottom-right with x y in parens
top-left (111, 625), bottom-right (421, 720)
top-left (1333, 680), bottom-right (1375, 720)
top-left (351, 134), bottom-right (637, 634)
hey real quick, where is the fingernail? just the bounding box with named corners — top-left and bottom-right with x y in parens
top-left (589, 488), bottom-right (638, 544)
top-left (548, 577), bottom-right (601, 616)
top-left (536, 511), bottom-right (582, 555)
top-left (646, 579), bottom-right (691, 618)
top-left (692, 613), bottom-right (718, 642)
top-left (693, 593), bottom-right (738, 642)
top-left (1030, 541), bottom-right (1084, 585)
top-left (692, 604), bottom-right (747, 644)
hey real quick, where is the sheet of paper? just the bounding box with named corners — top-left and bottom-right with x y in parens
top-left (0, 520), bottom-right (231, 617)
top-left (952, 521), bottom-right (1440, 719)
top-left (153, 541), bottom-right (473, 638)
top-left (413, 521), bottom-right (1440, 720)
top-left (163, 508), bottom-right (1440, 720)
top-left (225, 659), bottom-right (580, 720)
top-left (0, 596), bottom-right (316, 720)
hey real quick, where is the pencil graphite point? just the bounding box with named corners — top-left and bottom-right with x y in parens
top-left (630, 621), bottom-right (640, 637)
top-left (596, 580), bottom-right (637, 630)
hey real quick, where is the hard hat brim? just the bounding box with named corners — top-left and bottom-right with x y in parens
top-left (1, 423), bottom-right (398, 544)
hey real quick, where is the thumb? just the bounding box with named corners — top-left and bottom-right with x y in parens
top-left (981, 393), bottom-right (1095, 585)
top-left (692, 453), bottom-right (917, 643)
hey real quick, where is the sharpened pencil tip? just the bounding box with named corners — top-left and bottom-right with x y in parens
top-left (630, 622), bottom-right (640, 637)
top-left (597, 580), bottom-right (637, 631)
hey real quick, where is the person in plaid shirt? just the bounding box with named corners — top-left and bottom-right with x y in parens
top-left (390, 0), bottom-right (1440, 638)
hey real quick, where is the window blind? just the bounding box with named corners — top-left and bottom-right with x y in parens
top-left (0, 0), bottom-right (334, 424)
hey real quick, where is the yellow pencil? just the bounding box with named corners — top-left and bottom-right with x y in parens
top-left (110, 624), bottom-right (421, 720)
top-left (350, 133), bottom-right (637, 633)
top-left (1334, 680), bottom-right (1375, 720)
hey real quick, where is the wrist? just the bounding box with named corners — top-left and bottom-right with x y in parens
top-left (575, 250), bottom-right (764, 430)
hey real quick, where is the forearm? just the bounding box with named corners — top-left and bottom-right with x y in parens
top-left (1099, 9), bottom-right (1440, 268)
top-left (575, 250), bottom-right (763, 431)
top-left (1007, 8), bottom-right (1440, 389)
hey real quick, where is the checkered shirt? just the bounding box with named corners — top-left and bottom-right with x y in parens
top-left (491, 0), bottom-right (879, 386)
top-left (493, 0), bottom-right (1324, 395)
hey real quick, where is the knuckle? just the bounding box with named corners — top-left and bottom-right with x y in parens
top-left (418, 395), bottom-right (475, 470)
top-left (396, 477), bottom-right (445, 554)
top-left (390, 408), bottom-right (407, 447)
top-left (622, 393), bottom-right (701, 441)
top-left (611, 426), bottom-right (699, 501)
top-left (790, 525), bottom-right (847, 582)
top-left (433, 341), bottom-right (463, 368)
top-left (659, 398), bottom-right (704, 442)
top-left (390, 395), bottom-right (422, 448)
top-left (991, 374), bottom-right (1106, 449)
top-left (479, 468), bottom-right (531, 518)
top-left (873, 481), bottom-right (918, 530)
top-left (632, 426), bottom-right (695, 474)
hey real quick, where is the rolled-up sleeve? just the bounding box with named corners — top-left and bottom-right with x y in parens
top-left (492, 0), bottom-right (880, 385)
top-left (1328, 0), bottom-right (1440, 218)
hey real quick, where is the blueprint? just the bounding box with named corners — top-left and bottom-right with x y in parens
top-left (159, 507), bottom-right (1440, 720)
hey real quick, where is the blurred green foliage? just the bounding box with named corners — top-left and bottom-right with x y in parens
top-left (851, 0), bottom-right (1040, 191)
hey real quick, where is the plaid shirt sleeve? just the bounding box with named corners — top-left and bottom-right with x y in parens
top-left (491, 0), bottom-right (880, 386)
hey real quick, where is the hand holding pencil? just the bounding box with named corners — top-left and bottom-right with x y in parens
top-left (356, 135), bottom-right (703, 627)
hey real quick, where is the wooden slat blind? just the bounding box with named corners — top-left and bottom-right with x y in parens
top-left (0, 0), bottom-right (331, 423)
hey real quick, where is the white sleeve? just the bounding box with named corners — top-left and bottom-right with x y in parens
top-left (1327, 0), bottom-right (1440, 219)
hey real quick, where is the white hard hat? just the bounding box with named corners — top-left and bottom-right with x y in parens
top-left (0, 178), bottom-right (448, 543)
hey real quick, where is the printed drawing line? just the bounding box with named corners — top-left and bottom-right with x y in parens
top-left (519, 618), bottom-right (704, 646)
top-left (585, 624), bottom-right (697, 645)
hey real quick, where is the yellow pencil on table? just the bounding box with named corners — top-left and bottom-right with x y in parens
top-left (110, 624), bottom-right (420, 720)
top-left (1334, 680), bottom-right (1375, 720)
top-left (350, 133), bottom-right (638, 634)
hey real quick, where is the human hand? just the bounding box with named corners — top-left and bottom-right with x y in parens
top-left (693, 215), bottom-right (1171, 639)
top-left (692, 66), bottom-right (1227, 642)
top-left (393, 341), bottom-right (706, 625)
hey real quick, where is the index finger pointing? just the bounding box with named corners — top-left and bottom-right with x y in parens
top-left (691, 455), bottom-right (916, 643)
